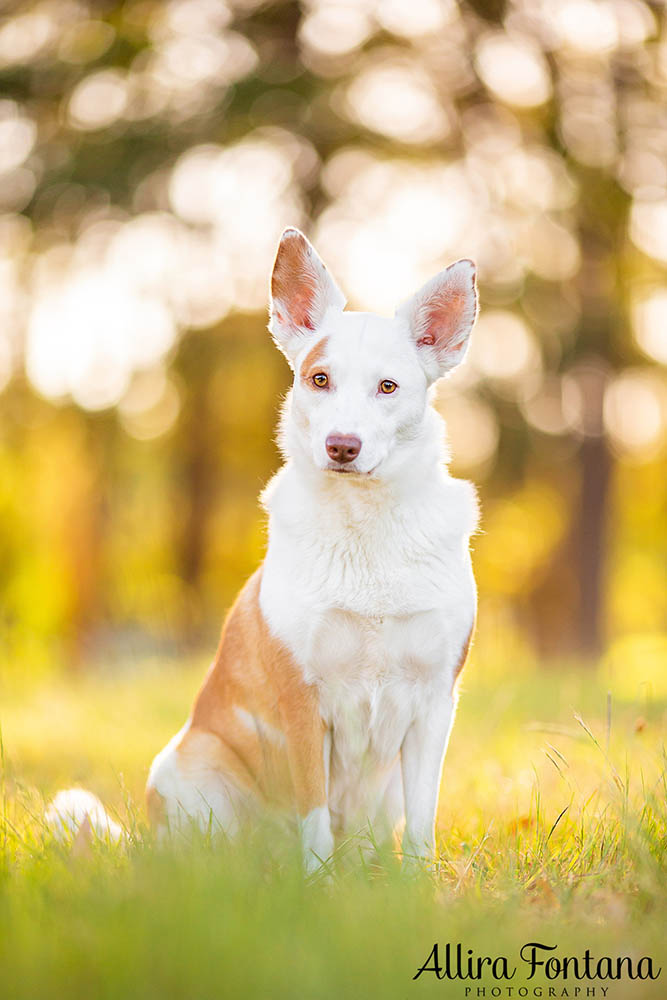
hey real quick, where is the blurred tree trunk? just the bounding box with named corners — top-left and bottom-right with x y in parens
top-left (573, 435), bottom-right (612, 655)
top-left (526, 382), bottom-right (612, 660)
top-left (528, 172), bottom-right (626, 659)
top-left (179, 388), bottom-right (211, 643)
top-left (560, 172), bottom-right (625, 659)
top-left (567, 175), bottom-right (626, 658)
top-left (62, 414), bottom-right (108, 670)
top-left (174, 331), bottom-right (219, 648)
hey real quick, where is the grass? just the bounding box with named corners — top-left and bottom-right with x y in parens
top-left (0, 649), bottom-right (665, 999)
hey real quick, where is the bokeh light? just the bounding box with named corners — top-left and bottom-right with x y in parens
top-left (475, 33), bottom-right (552, 108)
top-left (0, 0), bottom-right (664, 663)
top-left (345, 57), bottom-right (452, 144)
top-left (632, 289), bottom-right (667, 365)
top-left (604, 369), bottom-right (667, 458)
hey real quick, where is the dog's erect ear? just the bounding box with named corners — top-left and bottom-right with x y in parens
top-left (396, 259), bottom-right (478, 382)
top-left (269, 228), bottom-right (346, 364)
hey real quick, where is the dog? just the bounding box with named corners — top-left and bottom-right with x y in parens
top-left (145, 228), bottom-right (479, 871)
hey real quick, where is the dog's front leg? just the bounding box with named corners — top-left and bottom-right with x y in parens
top-left (400, 690), bottom-right (455, 865)
top-left (295, 729), bottom-right (334, 876)
top-left (279, 687), bottom-right (334, 874)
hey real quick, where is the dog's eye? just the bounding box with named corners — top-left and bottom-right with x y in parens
top-left (379, 380), bottom-right (398, 394)
top-left (312, 372), bottom-right (329, 388)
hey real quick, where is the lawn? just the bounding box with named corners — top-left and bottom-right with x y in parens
top-left (0, 648), bottom-right (664, 999)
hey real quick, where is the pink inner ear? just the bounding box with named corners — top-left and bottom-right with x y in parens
top-left (418, 284), bottom-right (469, 350)
top-left (290, 292), bottom-right (315, 331)
top-left (272, 234), bottom-right (317, 331)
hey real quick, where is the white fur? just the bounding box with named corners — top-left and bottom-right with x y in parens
top-left (45, 788), bottom-right (123, 842)
top-left (300, 805), bottom-right (335, 874)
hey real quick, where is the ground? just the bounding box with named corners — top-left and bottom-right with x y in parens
top-left (0, 648), bottom-right (664, 999)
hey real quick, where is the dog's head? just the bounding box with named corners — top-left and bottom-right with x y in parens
top-left (269, 228), bottom-right (478, 481)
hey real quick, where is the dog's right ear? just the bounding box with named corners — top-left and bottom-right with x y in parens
top-left (269, 228), bottom-right (346, 365)
top-left (396, 259), bottom-right (478, 383)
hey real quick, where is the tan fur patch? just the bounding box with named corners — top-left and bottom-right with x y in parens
top-left (146, 784), bottom-right (166, 827)
top-left (300, 336), bottom-right (330, 385)
top-left (178, 726), bottom-right (261, 798)
top-left (190, 569), bottom-right (327, 816)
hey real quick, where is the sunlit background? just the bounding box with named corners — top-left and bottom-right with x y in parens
top-left (0, 0), bottom-right (665, 682)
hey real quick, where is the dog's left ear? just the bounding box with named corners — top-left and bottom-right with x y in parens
top-left (269, 228), bottom-right (346, 365)
top-left (396, 259), bottom-right (478, 382)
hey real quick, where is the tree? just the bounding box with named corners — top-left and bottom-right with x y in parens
top-left (0, 0), bottom-right (665, 661)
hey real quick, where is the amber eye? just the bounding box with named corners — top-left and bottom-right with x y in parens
top-left (312, 372), bottom-right (329, 388)
top-left (379, 379), bottom-right (398, 394)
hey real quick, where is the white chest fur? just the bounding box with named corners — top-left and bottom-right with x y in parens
top-left (259, 461), bottom-right (477, 831)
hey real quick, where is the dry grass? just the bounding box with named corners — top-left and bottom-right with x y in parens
top-left (0, 651), bottom-right (665, 998)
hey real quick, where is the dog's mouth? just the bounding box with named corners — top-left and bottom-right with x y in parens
top-left (325, 464), bottom-right (377, 477)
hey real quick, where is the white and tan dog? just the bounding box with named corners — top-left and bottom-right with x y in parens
top-left (145, 228), bottom-right (479, 871)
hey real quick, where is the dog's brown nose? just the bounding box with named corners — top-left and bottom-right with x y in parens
top-left (326, 434), bottom-right (361, 464)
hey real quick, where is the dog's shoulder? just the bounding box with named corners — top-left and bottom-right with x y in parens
top-left (435, 472), bottom-right (480, 542)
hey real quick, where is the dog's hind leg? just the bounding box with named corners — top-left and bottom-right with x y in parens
top-left (146, 724), bottom-right (255, 840)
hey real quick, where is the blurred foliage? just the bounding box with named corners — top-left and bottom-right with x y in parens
top-left (0, 0), bottom-right (666, 671)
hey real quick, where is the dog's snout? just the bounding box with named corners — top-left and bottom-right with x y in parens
top-left (326, 434), bottom-right (362, 465)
